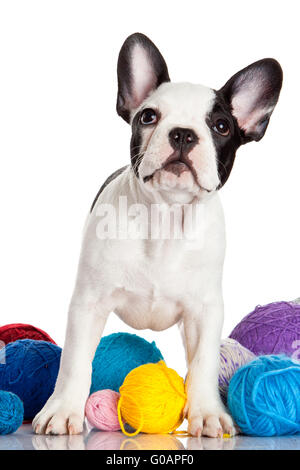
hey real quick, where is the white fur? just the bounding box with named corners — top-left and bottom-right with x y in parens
top-left (33, 82), bottom-right (235, 438)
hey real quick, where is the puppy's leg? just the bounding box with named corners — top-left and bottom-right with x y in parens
top-left (33, 293), bottom-right (110, 435)
top-left (183, 295), bottom-right (235, 438)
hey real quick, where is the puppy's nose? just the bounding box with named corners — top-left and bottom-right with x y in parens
top-left (169, 128), bottom-right (198, 151)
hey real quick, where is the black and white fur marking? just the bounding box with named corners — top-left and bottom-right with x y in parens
top-left (34, 33), bottom-right (282, 438)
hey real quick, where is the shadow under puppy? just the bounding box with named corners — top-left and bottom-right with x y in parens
top-left (33, 33), bottom-right (282, 437)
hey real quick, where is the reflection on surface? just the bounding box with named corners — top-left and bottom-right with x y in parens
top-left (117, 434), bottom-right (184, 451)
top-left (31, 431), bottom-right (300, 451)
top-left (187, 436), bottom-right (236, 450)
top-left (233, 435), bottom-right (300, 450)
top-left (32, 430), bottom-right (184, 451)
top-left (86, 431), bottom-right (184, 451)
top-left (1, 425), bottom-right (300, 450)
top-left (32, 434), bottom-right (86, 451)
top-left (0, 435), bottom-right (24, 451)
top-left (32, 430), bottom-right (237, 451)
top-left (86, 431), bottom-right (126, 451)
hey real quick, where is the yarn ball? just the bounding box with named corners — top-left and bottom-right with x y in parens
top-left (230, 301), bottom-right (300, 356)
top-left (0, 323), bottom-right (56, 345)
top-left (117, 360), bottom-right (186, 436)
top-left (0, 391), bottom-right (24, 435)
top-left (228, 355), bottom-right (300, 436)
top-left (91, 333), bottom-right (163, 394)
top-left (85, 390), bottom-right (121, 432)
top-left (0, 339), bottom-right (61, 420)
top-left (219, 338), bottom-right (256, 401)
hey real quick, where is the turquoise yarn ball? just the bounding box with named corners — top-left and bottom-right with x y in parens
top-left (91, 333), bottom-right (163, 393)
top-left (0, 391), bottom-right (24, 435)
top-left (228, 355), bottom-right (300, 436)
top-left (0, 339), bottom-right (62, 420)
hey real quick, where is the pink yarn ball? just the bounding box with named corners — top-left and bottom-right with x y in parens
top-left (85, 390), bottom-right (121, 432)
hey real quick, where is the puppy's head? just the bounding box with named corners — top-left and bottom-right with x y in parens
top-left (117, 33), bottom-right (283, 200)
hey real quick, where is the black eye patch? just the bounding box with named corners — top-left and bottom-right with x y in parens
top-left (130, 109), bottom-right (161, 178)
top-left (207, 93), bottom-right (243, 188)
top-left (130, 111), bottom-right (144, 178)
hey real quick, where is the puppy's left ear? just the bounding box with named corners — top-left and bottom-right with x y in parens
top-left (117, 33), bottom-right (170, 123)
top-left (220, 59), bottom-right (283, 142)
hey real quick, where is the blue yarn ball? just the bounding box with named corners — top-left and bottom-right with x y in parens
top-left (0, 391), bottom-right (24, 435)
top-left (91, 333), bottom-right (164, 393)
top-left (0, 339), bottom-right (62, 420)
top-left (228, 355), bottom-right (300, 436)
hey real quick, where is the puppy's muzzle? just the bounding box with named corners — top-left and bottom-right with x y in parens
top-left (143, 127), bottom-right (199, 183)
top-left (143, 127), bottom-right (213, 192)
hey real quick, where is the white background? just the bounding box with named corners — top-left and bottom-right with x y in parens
top-left (0, 0), bottom-right (299, 378)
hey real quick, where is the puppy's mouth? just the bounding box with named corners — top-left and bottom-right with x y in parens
top-left (143, 153), bottom-right (212, 193)
top-left (163, 160), bottom-right (190, 176)
top-left (143, 151), bottom-right (193, 182)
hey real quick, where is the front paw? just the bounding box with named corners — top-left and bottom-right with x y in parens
top-left (188, 409), bottom-right (236, 438)
top-left (32, 396), bottom-right (84, 435)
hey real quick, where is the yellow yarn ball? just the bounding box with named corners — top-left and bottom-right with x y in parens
top-left (117, 361), bottom-right (186, 436)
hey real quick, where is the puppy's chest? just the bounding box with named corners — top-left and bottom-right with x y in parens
top-left (120, 239), bottom-right (203, 293)
top-left (114, 288), bottom-right (183, 331)
top-left (113, 241), bottom-right (204, 330)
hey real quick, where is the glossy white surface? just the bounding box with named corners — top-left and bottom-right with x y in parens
top-left (1, 425), bottom-right (300, 450)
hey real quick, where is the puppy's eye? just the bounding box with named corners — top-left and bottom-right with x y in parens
top-left (140, 108), bottom-right (158, 125)
top-left (213, 119), bottom-right (230, 136)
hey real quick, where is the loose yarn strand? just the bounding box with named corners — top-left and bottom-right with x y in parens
top-left (117, 394), bottom-right (144, 437)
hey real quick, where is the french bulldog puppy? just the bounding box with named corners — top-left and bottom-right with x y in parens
top-left (33, 33), bottom-right (282, 437)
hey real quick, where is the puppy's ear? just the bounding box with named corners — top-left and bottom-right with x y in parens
top-left (220, 59), bottom-right (283, 142)
top-left (117, 33), bottom-right (170, 123)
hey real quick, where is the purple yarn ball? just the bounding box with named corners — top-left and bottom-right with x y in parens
top-left (230, 301), bottom-right (300, 357)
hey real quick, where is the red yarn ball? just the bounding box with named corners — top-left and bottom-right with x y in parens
top-left (0, 324), bottom-right (56, 346)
